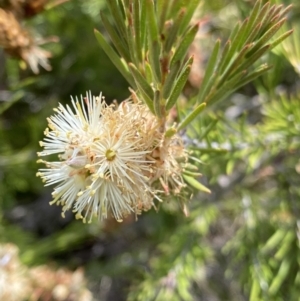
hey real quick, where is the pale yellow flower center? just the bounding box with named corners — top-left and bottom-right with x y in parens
top-left (105, 149), bottom-right (116, 161)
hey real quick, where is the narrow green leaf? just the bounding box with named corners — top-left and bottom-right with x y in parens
top-left (106, 0), bottom-right (127, 38)
top-left (169, 0), bottom-right (186, 17)
top-left (145, 0), bottom-right (161, 83)
top-left (217, 43), bottom-right (253, 87)
top-left (184, 163), bottom-right (199, 171)
top-left (162, 60), bottom-right (181, 99)
top-left (235, 17), bottom-right (250, 52)
top-left (133, 1), bottom-right (142, 63)
top-left (278, 4), bottom-right (293, 19)
top-left (226, 160), bottom-right (235, 175)
top-left (218, 21), bottom-right (242, 75)
top-left (189, 147), bottom-right (228, 154)
top-left (94, 29), bottom-right (135, 88)
top-left (145, 61), bottom-right (153, 83)
top-left (268, 5), bottom-right (283, 26)
top-left (198, 40), bottom-right (221, 103)
top-left (136, 85), bottom-right (155, 114)
top-left (148, 40), bottom-right (162, 83)
top-left (122, 0), bottom-right (129, 9)
top-left (247, 18), bottom-right (286, 56)
top-left (146, 0), bottom-right (159, 42)
top-left (255, 1), bottom-right (271, 34)
top-left (199, 119), bottom-right (218, 140)
top-left (179, 0), bottom-right (201, 34)
top-left (219, 25), bottom-right (241, 74)
top-left (261, 229), bottom-right (288, 254)
top-left (166, 57), bottom-right (193, 111)
top-left (183, 170), bottom-right (202, 177)
top-left (157, 0), bottom-right (170, 32)
top-left (232, 64), bottom-right (272, 91)
top-left (249, 278), bottom-right (261, 301)
top-left (261, 4), bottom-right (277, 31)
top-left (165, 8), bottom-right (186, 53)
top-left (128, 63), bottom-right (154, 99)
top-left (100, 11), bottom-right (130, 62)
top-left (221, 18), bottom-right (248, 70)
top-left (244, 22), bottom-right (262, 46)
top-left (274, 231), bottom-right (295, 260)
top-left (153, 90), bottom-right (163, 118)
top-left (204, 70), bottom-right (247, 105)
top-left (177, 103), bottom-right (206, 130)
top-left (218, 39), bottom-right (231, 75)
top-left (183, 175), bottom-right (211, 193)
top-left (228, 21), bottom-right (240, 43)
top-left (268, 5), bottom-right (289, 31)
top-left (270, 29), bottom-right (293, 50)
top-left (234, 44), bottom-right (270, 75)
top-left (170, 23), bottom-right (199, 67)
top-left (269, 257), bottom-right (292, 295)
top-left (244, 0), bottom-right (262, 38)
top-left (126, 9), bottom-right (138, 65)
top-left (140, 0), bottom-right (147, 49)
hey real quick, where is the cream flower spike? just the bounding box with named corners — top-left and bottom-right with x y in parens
top-left (37, 92), bottom-right (188, 223)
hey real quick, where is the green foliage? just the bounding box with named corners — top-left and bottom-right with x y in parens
top-left (196, 1), bottom-right (293, 108)
top-left (95, 0), bottom-right (292, 129)
top-left (0, 0), bottom-right (299, 300)
top-left (128, 206), bottom-right (217, 301)
top-left (95, 0), bottom-right (202, 118)
top-left (261, 93), bottom-right (300, 149)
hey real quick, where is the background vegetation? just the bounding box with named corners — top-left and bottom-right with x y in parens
top-left (0, 0), bottom-right (299, 300)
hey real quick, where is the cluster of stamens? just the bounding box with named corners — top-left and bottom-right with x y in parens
top-left (37, 92), bottom-right (188, 223)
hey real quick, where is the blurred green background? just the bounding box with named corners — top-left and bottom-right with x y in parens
top-left (0, 0), bottom-right (300, 300)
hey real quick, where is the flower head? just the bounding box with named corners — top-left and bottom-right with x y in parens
top-left (38, 92), bottom-right (189, 222)
top-left (0, 8), bottom-right (52, 74)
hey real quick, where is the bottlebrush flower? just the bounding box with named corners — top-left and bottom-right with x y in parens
top-left (37, 92), bottom-right (188, 223)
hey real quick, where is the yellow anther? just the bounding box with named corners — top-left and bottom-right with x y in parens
top-left (105, 149), bottom-right (116, 161)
